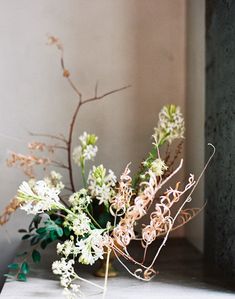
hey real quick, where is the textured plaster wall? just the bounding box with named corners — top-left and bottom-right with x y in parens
top-left (205, 0), bottom-right (235, 276)
top-left (0, 0), bottom-right (186, 289)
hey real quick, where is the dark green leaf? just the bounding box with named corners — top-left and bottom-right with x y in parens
top-left (29, 215), bottom-right (43, 232)
top-left (17, 273), bottom-right (27, 282)
top-left (32, 249), bottom-right (41, 264)
top-left (18, 229), bottom-right (27, 233)
top-left (30, 236), bottom-right (40, 246)
top-left (55, 218), bottom-right (62, 225)
top-left (8, 263), bottom-right (19, 270)
top-left (41, 239), bottom-right (48, 250)
top-left (63, 227), bottom-right (71, 237)
top-left (56, 227), bottom-right (63, 237)
top-left (36, 227), bottom-right (47, 235)
top-left (21, 262), bottom-right (29, 274)
top-left (16, 251), bottom-right (27, 257)
top-left (22, 234), bottom-right (31, 240)
top-left (49, 230), bottom-right (58, 241)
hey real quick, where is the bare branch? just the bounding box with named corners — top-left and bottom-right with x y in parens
top-left (81, 85), bottom-right (131, 106)
top-left (28, 131), bottom-right (68, 144)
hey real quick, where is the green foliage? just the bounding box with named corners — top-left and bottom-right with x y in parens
top-left (8, 263), bottom-right (19, 270)
top-left (21, 262), bottom-right (29, 274)
top-left (32, 249), bottom-right (41, 264)
top-left (17, 273), bottom-right (27, 282)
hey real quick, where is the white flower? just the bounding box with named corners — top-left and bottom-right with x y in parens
top-left (73, 132), bottom-right (98, 166)
top-left (88, 165), bottom-right (117, 206)
top-left (64, 213), bottom-right (91, 236)
top-left (57, 240), bottom-right (80, 258)
top-left (83, 144), bottom-right (98, 160)
top-left (150, 158), bottom-right (168, 176)
top-left (69, 189), bottom-right (92, 210)
top-left (153, 105), bottom-right (185, 145)
top-left (52, 258), bottom-right (74, 277)
top-left (79, 132), bottom-right (98, 146)
top-left (72, 146), bottom-right (82, 165)
top-left (44, 171), bottom-right (64, 191)
top-left (76, 229), bottom-right (105, 265)
top-left (17, 180), bottom-right (61, 215)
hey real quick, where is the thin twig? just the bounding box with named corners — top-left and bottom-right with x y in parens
top-left (28, 132), bottom-right (68, 144)
top-left (81, 85), bottom-right (131, 106)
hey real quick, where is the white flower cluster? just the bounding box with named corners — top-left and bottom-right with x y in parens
top-left (53, 230), bottom-right (106, 298)
top-left (44, 171), bottom-right (65, 191)
top-left (153, 104), bottom-right (185, 145)
top-left (143, 158), bottom-right (168, 177)
top-left (63, 212), bottom-right (91, 236)
top-left (17, 180), bottom-right (61, 215)
top-left (72, 132), bottom-right (98, 166)
top-left (76, 229), bottom-right (105, 265)
top-left (57, 240), bottom-right (80, 258)
top-left (52, 258), bottom-right (81, 298)
top-left (69, 189), bottom-right (92, 211)
top-left (88, 165), bottom-right (117, 206)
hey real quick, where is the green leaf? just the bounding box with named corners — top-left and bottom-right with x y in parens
top-left (49, 230), bottom-right (58, 241)
top-left (8, 263), bottom-right (19, 270)
top-left (32, 249), bottom-right (41, 264)
top-left (30, 236), bottom-right (40, 246)
top-left (16, 251), bottom-right (27, 257)
top-left (36, 227), bottom-right (47, 235)
top-left (18, 229), bottom-right (27, 233)
top-left (17, 273), bottom-right (27, 282)
top-left (63, 227), bottom-right (71, 237)
top-left (21, 262), bottom-right (29, 274)
top-left (55, 218), bottom-right (62, 225)
top-left (41, 239), bottom-right (49, 250)
top-left (22, 234), bottom-right (31, 240)
top-left (56, 227), bottom-right (63, 237)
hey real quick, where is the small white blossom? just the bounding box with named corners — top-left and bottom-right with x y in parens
top-left (72, 132), bottom-right (98, 167)
top-left (57, 240), bottom-right (80, 258)
top-left (69, 189), bottom-right (92, 210)
top-left (83, 144), bottom-right (98, 160)
top-left (64, 213), bottom-right (91, 236)
top-left (17, 180), bottom-right (61, 215)
top-left (88, 165), bottom-right (117, 205)
top-left (153, 104), bottom-right (185, 145)
top-left (72, 146), bottom-right (82, 165)
top-left (44, 171), bottom-right (64, 191)
top-left (145, 158), bottom-right (168, 177)
top-left (52, 258), bottom-right (74, 277)
top-left (76, 229), bottom-right (105, 265)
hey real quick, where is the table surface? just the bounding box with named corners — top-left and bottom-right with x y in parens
top-left (1, 239), bottom-right (235, 299)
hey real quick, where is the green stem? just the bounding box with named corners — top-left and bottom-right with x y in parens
top-left (80, 160), bottom-right (87, 188)
top-left (85, 209), bottom-right (102, 229)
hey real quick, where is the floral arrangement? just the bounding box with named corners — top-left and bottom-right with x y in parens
top-left (1, 37), bottom-right (215, 299)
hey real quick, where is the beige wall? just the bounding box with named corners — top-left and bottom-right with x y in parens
top-left (185, 0), bottom-right (205, 252)
top-left (0, 0), bottom-right (186, 287)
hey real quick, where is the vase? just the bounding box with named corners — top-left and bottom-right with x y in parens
top-left (94, 252), bottom-right (118, 277)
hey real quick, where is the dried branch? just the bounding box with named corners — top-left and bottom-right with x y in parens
top-left (0, 198), bottom-right (20, 226)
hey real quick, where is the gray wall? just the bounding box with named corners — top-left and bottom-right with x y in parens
top-left (205, 0), bottom-right (235, 276)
